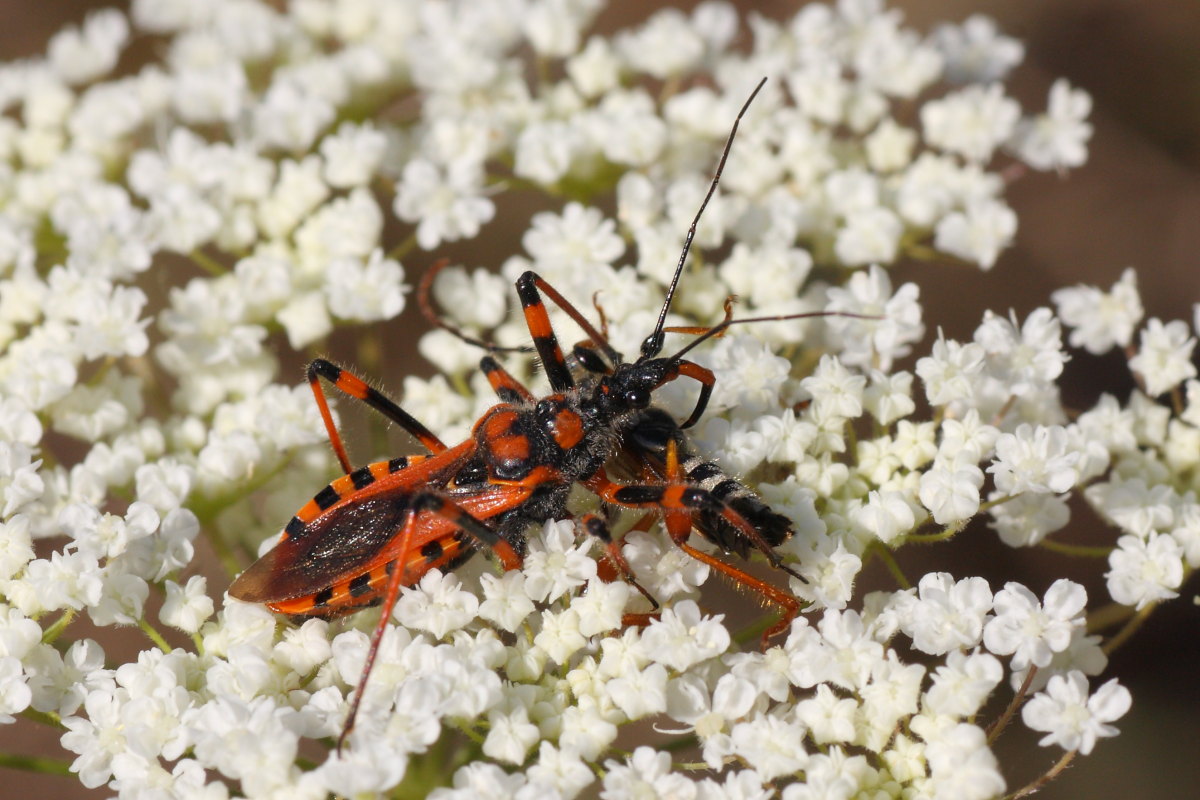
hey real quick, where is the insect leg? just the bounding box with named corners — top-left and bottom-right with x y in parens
top-left (585, 459), bottom-right (801, 644)
top-left (480, 355), bottom-right (534, 403)
top-left (579, 513), bottom-right (659, 610)
top-left (338, 488), bottom-right (523, 751)
top-left (515, 271), bottom-right (624, 389)
top-left (308, 358), bottom-right (448, 474)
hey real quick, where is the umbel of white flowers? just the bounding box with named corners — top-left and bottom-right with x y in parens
top-left (3, 1), bottom-right (1189, 799)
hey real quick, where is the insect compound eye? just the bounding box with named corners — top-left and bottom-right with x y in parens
top-left (624, 388), bottom-right (650, 408)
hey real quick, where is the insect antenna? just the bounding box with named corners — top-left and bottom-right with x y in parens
top-left (418, 258), bottom-right (534, 354)
top-left (667, 308), bottom-right (878, 364)
top-left (639, 76), bottom-right (768, 362)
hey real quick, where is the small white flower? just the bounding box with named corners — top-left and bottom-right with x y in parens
top-left (483, 706), bottom-right (539, 765)
top-left (1128, 317), bottom-right (1198, 397)
top-left (824, 265), bottom-right (924, 372)
top-left (988, 491), bottom-right (1070, 548)
top-left (1011, 79), bottom-right (1093, 171)
top-left (534, 607), bottom-right (587, 664)
top-left (1105, 532), bottom-right (1184, 609)
top-left (988, 424), bottom-right (1080, 495)
top-left (324, 248), bottom-right (408, 322)
top-left (916, 330), bottom-right (986, 407)
top-left (898, 573), bottom-right (993, 655)
top-left (933, 15), bottom-right (1025, 83)
top-left (834, 206), bottom-right (903, 267)
top-left (794, 683), bottom-right (857, 745)
top-left (983, 579), bottom-right (1086, 670)
top-left (160, 575), bottom-right (214, 634)
top-left (642, 600), bottom-right (730, 671)
top-left (921, 83), bottom-right (1021, 163)
top-left (922, 722), bottom-right (1007, 800)
top-left (522, 519), bottom-right (598, 603)
top-left (602, 746), bottom-right (696, 800)
top-left (852, 490), bottom-right (917, 544)
top-left (0, 656), bottom-right (32, 724)
top-left (919, 462), bottom-right (983, 525)
top-left (525, 741), bottom-right (595, 798)
top-left (924, 649), bottom-right (1004, 718)
top-left (48, 9), bottom-right (129, 85)
top-left (615, 9), bottom-right (705, 79)
top-left (394, 159), bottom-right (495, 251)
top-left (514, 119), bottom-right (582, 185)
top-left (606, 662), bottom-right (669, 720)
top-left (800, 355), bottom-right (865, 421)
top-left (1021, 671), bottom-right (1131, 755)
top-left (523, 202), bottom-right (625, 276)
top-left (319, 121), bottom-right (387, 188)
top-left (863, 369), bottom-right (915, 426)
top-left (394, 570), bottom-right (479, 638)
top-left (478, 570), bottom-right (536, 633)
top-left (934, 198), bottom-right (1017, 269)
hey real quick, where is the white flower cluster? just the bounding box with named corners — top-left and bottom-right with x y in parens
top-left (0, 0), bottom-right (1182, 797)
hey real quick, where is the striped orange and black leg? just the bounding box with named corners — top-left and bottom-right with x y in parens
top-left (585, 461), bottom-right (801, 644)
top-left (516, 271), bottom-right (623, 388)
top-left (579, 513), bottom-right (658, 610)
top-left (480, 355), bottom-right (534, 404)
top-left (308, 358), bottom-right (448, 474)
top-left (338, 489), bottom-right (523, 751)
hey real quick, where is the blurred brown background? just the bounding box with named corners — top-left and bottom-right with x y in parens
top-left (1, 1), bottom-right (1197, 798)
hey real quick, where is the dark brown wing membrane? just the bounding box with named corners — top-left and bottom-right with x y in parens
top-left (230, 491), bottom-right (423, 604)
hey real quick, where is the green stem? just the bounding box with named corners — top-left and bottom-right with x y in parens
top-left (189, 249), bottom-right (228, 276)
top-left (871, 543), bottom-right (911, 590)
top-left (986, 665), bottom-right (1037, 745)
top-left (1102, 601), bottom-right (1157, 656)
top-left (20, 708), bottom-right (64, 730)
top-left (656, 734), bottom-right (700, 753)
top-left (1008, 749), bottom-right (1076, 799)
top-left (40, 609), bottom-right (75, 644)
top-left (387, 231), bottom-right (418, 262)
top-left (0, 751), bottom-right (74, 777)
top-left (904, 520), bottom-right (964, 544)
top-left (138, 618), bottom-right (173, 653)
top-left (1038, 539), bottom-right (1112, 558)
top-left (978, 493), bottom-right (1019, 513)
top-left (733, 611), bottom-right (779, 647)
top-left (1085, 601), bottom-right (1134, 634)
top-left (455, 721), bottom-right (486, 746)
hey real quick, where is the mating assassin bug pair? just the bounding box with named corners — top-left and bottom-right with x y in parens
top-left (229, 78), bottom-right (848, 748)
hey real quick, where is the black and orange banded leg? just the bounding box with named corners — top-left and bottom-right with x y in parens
top-left (584, 464), bottom-right (801, 643)
top-left (579, 513), bottom-right (659, 610)
top-left (308, 358), bottom-right (448, 474)
top-left (480, 355), bottom-right (534, 404)
top-left (515, 271), bottom-right (622, 391)
top-left (339, 489), bottom-right (523, 751)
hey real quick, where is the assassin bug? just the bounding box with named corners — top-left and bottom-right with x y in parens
top-left (230, 77), bottom-right (844, 747)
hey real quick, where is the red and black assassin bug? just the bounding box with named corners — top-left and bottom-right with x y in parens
top-left (230, 77), bottom-right (844, 748)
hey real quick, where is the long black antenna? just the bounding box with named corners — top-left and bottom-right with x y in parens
top-left (639, 76), bottom-right (767, 362)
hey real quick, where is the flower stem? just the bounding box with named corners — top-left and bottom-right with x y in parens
top-left (1038, 539), bottom-right (1112, 558)
top-left (387, 231), bottom-right (418, 262)
top-left (905, 520), bottom-right (964, 544)
top-left (0, 751), bottom-right (74, 776)
top-left (1008, 749), bottom-right (1076, 799)
top-left (20, 708), bottom-right (64, 730)
top-left (987, 665), bottom-right (1037, 745)
top-left (1102, 600), bottom-right (1157, 656)
top-left (189, 249), bottom-right (228, 276)
top-left (40, 609), bottom-right (75, 644)
top-left (138, 617), bottom-right (173, 653)
top-left (870, 542), bottom-right (911, 590)
top-left (1085, 601), bottom-right (1134, 633)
